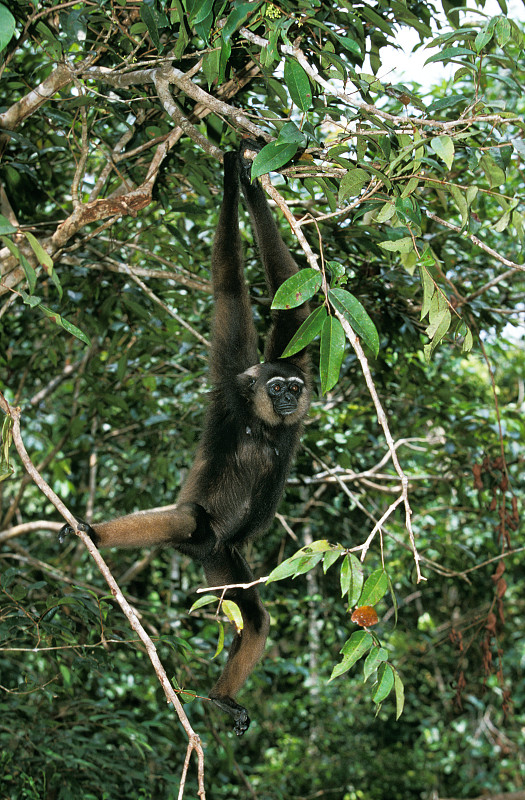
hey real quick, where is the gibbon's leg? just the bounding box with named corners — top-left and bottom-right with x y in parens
top-left (204, 545), bottom-right (270, 736)
top-left (58, 502), bottom-right (212, 550)
top-left (239, 144), bottom-right (310, 368)
top-left (209, 151), bottom-right (259, 385)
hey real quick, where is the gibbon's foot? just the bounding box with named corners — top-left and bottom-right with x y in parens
top-left (182, 502), bottom-right (210, 539)
top-left (209, 694), bottom-right (251, 736)
top-left (58, 517), bottom-right (99, 546)
top-left (233, 707), bottom-right (250, 737)
top-left (239, 138), bottom-right (264, 183)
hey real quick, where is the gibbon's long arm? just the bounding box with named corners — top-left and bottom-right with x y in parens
top-left (238, 151), bottom-right (310, 370)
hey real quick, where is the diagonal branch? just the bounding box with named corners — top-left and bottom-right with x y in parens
top-left (239, 28), bottom-right (519, 132)
top-left (260, 180), bottom-right (425, 582)
top-left (0, 390), bottom-right (207, 799)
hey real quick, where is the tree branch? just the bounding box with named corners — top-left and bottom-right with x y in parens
top-left (239, 28), bottom-right (519, 132)
top-left (0, 390), bottom-right (207, 800)
top-left (257, 179), bottom-right (425, 581)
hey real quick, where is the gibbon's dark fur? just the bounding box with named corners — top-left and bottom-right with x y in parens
top-left (59, 143), bottom-right (310, 735)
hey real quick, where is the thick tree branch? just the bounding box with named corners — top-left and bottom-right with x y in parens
top-left (0, 64), bottom-right (72, 131)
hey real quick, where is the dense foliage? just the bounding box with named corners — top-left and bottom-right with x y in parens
top-left (0, 0), bottom-right (523, 798)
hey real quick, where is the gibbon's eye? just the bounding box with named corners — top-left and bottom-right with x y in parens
top-left (290, 383), bottom-right (301, 393)
top-left (268, 381), bottom-right (282, 395)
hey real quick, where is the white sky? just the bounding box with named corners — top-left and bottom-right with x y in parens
top-left (373, 0), bottom-right (525, 88)
top-left (371, 0), bottom-right (525, 343)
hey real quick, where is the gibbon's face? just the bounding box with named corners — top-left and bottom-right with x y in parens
top-left (265, 375), bottom-right (305, 417)
top-left (239, 362), bottom-right (310, 426)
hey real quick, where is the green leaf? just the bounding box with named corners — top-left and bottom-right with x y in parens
top-left (0, 214), bottom-right (17, 235)
top-left (358, 569), bottom-right (389, 606)
top-left (0, 4), bottom-right (16, 52)
top-left (218, 38), bottom-right (231, 83)
top-left (179, 689), bottom-right (197, 704)
top-left (430, 135), bottom-right (454, 170)
top-left (20, 292), bottom-right (91, 346)
top-left (292, 553), bottom-right (324, 575)
top-left (267, 542), bottom-right (335, 583)
top-left (283, 58), bottom-right (312, 111)
top-left (251, 141), bottom-right (299, 179)
top-left (426, 297), bottom-right (451, 340)
top-left (299, 540), bottom-right (339, 554)
top-left (376, 202), bottom-right (396, 223)
top-left (221, 2), bottom-right (258, 43)
top-left (395, 196), bottom-right (421, 229)
top-left (340, 630), bottom-right (374, 660)
top-left (267, 556), bottom-right (302, 583)
top-left (0, 234), bottom-right (19, 258)
top-left (222, 600), bottom-right (243, 633)
top-left (372, 663), bottom-right (395, 704)
top-left (422, 293), bottom-right (452, 359)
top-left (474, 24), bottom-right (494, 52)
top-left (271, 269), bottom-right (321, 309)
top-left (186, 0), bottom-right (213, 25)
top-left (281, 305), bottom-right (327, 357)
top-left (450, 185), bottom-right (468, 230)
top-left (426, 94), bottom-right (471, 113)
top-left (23, 231), bottom-right (54, 271)
top-left (20, 253), bottom-right (37, 294)
top-left (140, 4), bottom-right (161, 51)
top-left (495, 16), bottom-right (511, 46)
top-left (494, 208), bottom-right (511, 233)
top-left (340, 553), bottom-right (364, 606)
top-left (332, 33), bottom-right (362, 56)
top-left (393, 668), bottom-right (405, 718)
top-left (330, 630), bottom-right (374, 681)
top-left (213, 620), bottom-right (225, 658)
top-left (480, 154), bottom-right (505, 187)
top-left (189, 594), bottom-right (217, 613)
top-left (420, 265), bottom-right (435, 320)
top-left (338, 168), bottom-right (369, 203)
top-left (323, 549), bottom-right (342, 573)
top-left (173, 1), bottom-right (189, 59)
top-left (462, 327), bottom-right (474, 353)
top-left (424, 46), bottom-right (473, 65)
top-left (329, 288), bottom-right (379, 357)
top-left (0, 416), bottom-right (13, 484)
top-left (202, 48), bottom-right (220, 87)
top-left (363, 646), bottom-right (388, 682)
top-left (378, 237), bottom-right (414, 254)
top-left (277, 121), bottom-right (308, 146)
top-left (319, 315), bottom-right (345, 394)
top-left (327, 260), bottom-right (346, 283)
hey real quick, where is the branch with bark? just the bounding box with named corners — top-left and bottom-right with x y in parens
top-left (0, 390), bottom-right (207, 800)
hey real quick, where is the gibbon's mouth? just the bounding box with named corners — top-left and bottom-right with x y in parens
top-left (278, 404), bottom-right (298, 416)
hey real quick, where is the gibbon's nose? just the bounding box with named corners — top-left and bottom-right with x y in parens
top-left (279, 391), bottom-right (298, 413)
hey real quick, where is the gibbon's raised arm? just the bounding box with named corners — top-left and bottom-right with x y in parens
top-left (59, 141), bottom-right (311, 735)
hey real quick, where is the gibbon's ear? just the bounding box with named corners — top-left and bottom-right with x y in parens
top-left (237, 364), bottom-right (262, 394)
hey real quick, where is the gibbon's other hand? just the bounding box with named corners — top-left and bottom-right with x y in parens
top-left (58, 517), bottom-right (98, 545)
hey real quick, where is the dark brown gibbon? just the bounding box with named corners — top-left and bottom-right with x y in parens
top-left (59, 142), bottom-right (311, 735)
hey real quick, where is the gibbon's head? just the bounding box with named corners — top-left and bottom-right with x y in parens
top-left (238, 361), bottom-right (310, 426)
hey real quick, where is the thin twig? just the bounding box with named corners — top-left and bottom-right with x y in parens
top-left (425, 210), bottom-right (525, 273)
top-left (125, 266), bottom-right (210, 347)
top-left (338, 323), bottom-right (425, 582)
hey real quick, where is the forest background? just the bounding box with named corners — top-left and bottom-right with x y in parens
top-left (0, 0), bottom-right (524, 798)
